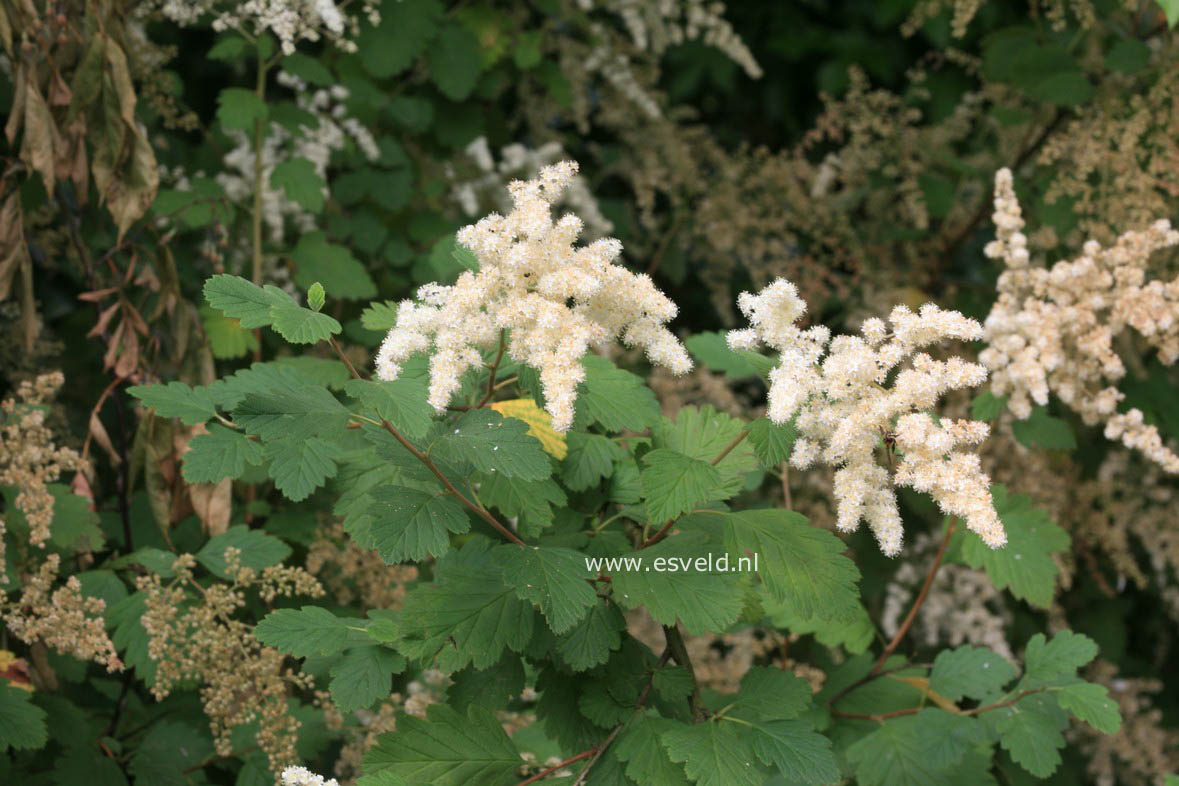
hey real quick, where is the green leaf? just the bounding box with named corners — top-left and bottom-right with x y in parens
top-left (129, 721), bottom-right (214, 786)
top-left (364, 704), bottom-right (520, 786)
top-left (269, 300), bottom-right (343, 344)
top-left (746, 417), bottom-right (797, 467)
top-left (575, 354), bottom-right (660, 432)
top-left (930, 645), bottom-right (1017, 702)
top-left (536, 666), bottom-right (608, 752)
top-left (234, 385), bottom-right (350, 441)
top-left (1012, 406), bottom-right (1076, 450)
top-left (448, 655), bottom-right (525, 713)
top-left (196, 525), bottom-right (292, 578)
top-left (1106, 38), bottom-right (1151, 73)
top-left (264, 436), bottom-right (342, 501)
top-left (307, 282), bottom-right (326, 312)
top-left (51, 750), bottom-right (130, 786)
top-left (748, 720), bottom-right (839, 785)
top-left (554, 600), bottom-right (625, 670)
top-left (654, 406), bottom-right (758, 495)
top-left (357, 0), bottom-right (443, 79)
top-left (217, 87), bottom-right (267, 132)
top-left (108, 592), bottom-right (156, 684)
top-left (722, 509), bottom-right (861, 621)
top-left (1023, 630), bottom-right (1098, 686)
top-left (987, 693), bottom-right (1067, 778)
top-left (203, 274), bottom-right (288, 329)
top-left (344, 378), bottom-right (434, 440)
top-left (561, 433), bottom-right (624, 491)
top-left (970, 391), bottom-right (1007, 421)
top-left (207, 35), bottom-right (248, 62)
top-left (641, 449), bottom-right (725, 524)
top-left (362, 486), bottom-right (470, 562)
top-left (292, 232), bottom-right (377, 299)
top-left (1056, 682), bottom-right (1121, 734)
top-left (961, 486), bottom-right (1069, 608)
top-left (428, 24), bottom-right (483, 101)
top-left (361, 300), bottom-right (400, 331)
top-left (0, 684), bottom-right (47, 751)
top-left (127, 382), bottom-right (218, 425)
top-left (399, 544), bottom-right (534, 671)
top-left (513, 31), bottom-right (543, 70)
top-left (661, 720), bottom-right (761, 786)
top-left (200, 305), bottom-right (258, 359)
top-left (761, 592), bottom-right (875, 653)
top-left (271, 158), bottom-right (326, 213)
top-left (1161, 0), bottom-right (1179, 27)
top-left (182, 425), bottom-right (263, 483)
top-left (496, 545), bottom-right (597, 634)
top-left (428, 408), bottom-right (552, 481)
top-left (611, 531), bottom-right (744, 634)
top-left (729, 666), bottom-right (811, 722)
top-left (847, 710), bottom-right (981, 786)
top-left (29, 484), bottom-right (103, 551)
top-left (282, 52), bottom-right (334, 85)
top-left (255, 606), bottom-right (356, 657)
top-left (330, 646), bottom-right (405, 713)
top-left (477, 474), bottom-right (566, 537)
top-left (684, 331), bottom-right (775, 379)
top-left (613, 713), bottom-right (691, 786)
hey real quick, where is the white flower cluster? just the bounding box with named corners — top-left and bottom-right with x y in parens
top-left (142, 0), bottom-right (377, 55)
top-left (728, 278), bottom-right (1003, 556)
top-left (451, 137), bottom-right (613, 239)
top-left (980, 168), bottom-right (1179, 472)
top-left (280, 766), bottom-right (339, 786)
top-left (375, 161), bottom-right (692, 432)
top-left (578, 0), bottom-right (762, 79)
top-left (217, 71), bottom-right (379, 245)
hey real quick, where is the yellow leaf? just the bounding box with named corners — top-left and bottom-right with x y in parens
top-left (490, 399), bottom-right (568, 459)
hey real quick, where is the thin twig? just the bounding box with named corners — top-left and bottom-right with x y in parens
top-left (517, 749), bottom-right (595, 786)
top-left (569, 649), bottom-right (673, 786)
top-left (872, 518), bottom-right (957, 674)
top-left (710, 428), bottom-right (750, 466)
top-left (831, 688), bottom-right (1044, 722)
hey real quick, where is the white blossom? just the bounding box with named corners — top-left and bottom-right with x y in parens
top-left (216, 71), bottom-right (378, 246)
top-left (281, 766), bottom-right (339, 786)
top-left (729, 278), bottom-right (1003, 555)
top-left (141, 0), bottom-right (376, 55)
top-left (981, 167), bottom-right (1179, 472)
top-left (375, 161), bottom-right (691, 432)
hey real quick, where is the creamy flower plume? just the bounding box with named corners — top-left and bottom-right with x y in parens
top-left (375, 161), bottom-right (692, 431)
top-left (980, 167), bottom-right (1179, 472)
top-left (729, 278), bottom-right (1003, 555)
top-left (281, 766), bottom-right (339, 786)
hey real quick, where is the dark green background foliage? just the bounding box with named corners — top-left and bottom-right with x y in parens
top-left (2, 0), bottom-right (1179, 784)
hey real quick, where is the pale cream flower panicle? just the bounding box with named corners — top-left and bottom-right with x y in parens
top-left (729, 278), bottom-right (1003, 556)
top-left (980, 167), bottom-right (1179, 473)
top-left (281, 766), bottom-right (339, 786)
top-left (375, 161), bottom-right (692, 432)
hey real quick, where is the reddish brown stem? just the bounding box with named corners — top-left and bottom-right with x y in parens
top-left (517, 750), bottom-right (595, 786)
top-left (872, 518), bottom-right (956, 674)
top-left (828, 519), bottom-right (958, 716)
top-left (831, 688), bottom-right (1043, 722)
top-left (710, 428), bottom-right (750, 466)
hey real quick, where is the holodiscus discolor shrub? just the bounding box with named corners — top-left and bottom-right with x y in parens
top-left (4, 1), bottom-right (1179, 785)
